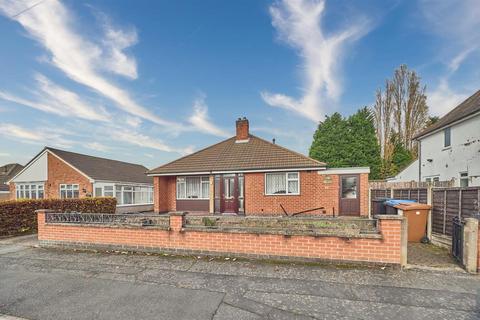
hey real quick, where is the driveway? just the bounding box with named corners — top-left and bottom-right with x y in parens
top-left (0, 235), bottom-right (479, 320)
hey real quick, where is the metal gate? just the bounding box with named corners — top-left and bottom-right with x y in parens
top-left (451, 217), bottom-right (464, 264)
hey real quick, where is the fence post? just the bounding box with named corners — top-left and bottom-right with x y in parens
top-left (427, 186), bottom-right (432, 240)
top-left (443, 190), bottom-right (447, 235)
top-left (458, 189), bottom-right (462, 219)
top-left (463, 218), bottom-right (479, 274)
top-left (368, 188), bottom-right (372, 218)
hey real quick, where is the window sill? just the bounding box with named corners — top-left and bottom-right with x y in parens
top-left (116, 203), bottom-right (154, 207)
top-left (442, 146), bottom-right (452, 151)
top-left (176, 198), bottom-right (209, 201)
top-left (264, 193), bottom-right (300, 196)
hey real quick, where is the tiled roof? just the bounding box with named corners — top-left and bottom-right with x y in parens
top-left (148, 135), bottom-right (325, 175)
top-left (415, 89), bottom-right (480, 139)
top-left (0, 163), bottom-right (24, 187)
top-left (46, 147), bottom-right (152, 184)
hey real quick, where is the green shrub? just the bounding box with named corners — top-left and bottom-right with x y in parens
top-left (0, 197), bottom-right (117, 237)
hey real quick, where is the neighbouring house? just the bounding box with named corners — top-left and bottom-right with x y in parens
top-left (0, 163), bottom-right (24, 201)
top-left (390, 90), bottom-right (480, 186)
top-left (148, 118), bottom-right (370, 216)
top-left (8, 147), bottom-right (153, 213)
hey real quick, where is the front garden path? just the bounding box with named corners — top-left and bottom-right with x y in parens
top-left (0, 235), bottom-right (478, 320)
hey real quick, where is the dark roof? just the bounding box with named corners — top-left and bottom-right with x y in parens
top-left (148, 135), bottom-right (325, 175)
top-left (0, 163), bottom-right (24, 187)
top-left (39, 147), bottom-right (152, 184)
top-left (415, 89), bottom-right (480, 139)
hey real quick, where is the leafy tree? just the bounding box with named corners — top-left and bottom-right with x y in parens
top-left (309, 108), bottom-right (382, 179)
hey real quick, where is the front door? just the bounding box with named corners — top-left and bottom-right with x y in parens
top-left (339, 174), bottom-right (360, 216)
top-left (222, 175), bottom-right (238, 213)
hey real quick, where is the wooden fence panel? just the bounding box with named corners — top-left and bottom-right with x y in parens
top-left (431, 187), bottom-right (480, 236)
top-left (432, 190), bottom-right (445, 234)
top-left (370, 185), bottom-right (479, 237)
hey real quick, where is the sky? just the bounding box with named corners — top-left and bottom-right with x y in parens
top-left (0, 0), bottom-right (479, 168)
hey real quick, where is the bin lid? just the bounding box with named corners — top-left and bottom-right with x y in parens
top-left (384, 199), bottom-right (416, 207)
top-left (393, 202), bottom-right (432, 210)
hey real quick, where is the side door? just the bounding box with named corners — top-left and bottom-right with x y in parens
top-left (339, 174), bottom-right (360, 216)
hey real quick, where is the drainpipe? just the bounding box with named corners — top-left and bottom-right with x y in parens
top-left (418, 140), bottom-right (422, 182)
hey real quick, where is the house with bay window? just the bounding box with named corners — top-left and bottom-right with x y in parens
top-left (148, 118), bottom-right (370, 216)
top-left (8, 147), bottom-right (153, 213)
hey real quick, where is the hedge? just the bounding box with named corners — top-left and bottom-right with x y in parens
top-left (0, 197), bottom-right (117, 237)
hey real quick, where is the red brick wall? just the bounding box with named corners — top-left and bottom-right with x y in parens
top-left (37, 212), bottom-right (404, 265)
top-left (244, 171), bottom-right (369, 216)
top-left (359, 173), bottom-right (369, 215)
top-left (46, 153), bottom-right (92, 199)
top-left (154, 176), bottom-right (176, 213)
top-left (153, 171), bottom-right (369, 215)
top-left (9, 182), bottom-right (15, 200)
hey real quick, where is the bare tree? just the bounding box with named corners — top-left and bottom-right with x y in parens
top-left (373, 64), bottom-right (429, 175)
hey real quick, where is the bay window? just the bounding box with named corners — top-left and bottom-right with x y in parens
top-left (176, 176), bottom-right (210, 199)
top-left (265, 172), bottom-right (299, 195)
top-left (16, 183), bottom-right (44, 199)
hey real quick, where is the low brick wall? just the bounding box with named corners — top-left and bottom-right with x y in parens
top-left (37, 211), bottom-right (406, 266)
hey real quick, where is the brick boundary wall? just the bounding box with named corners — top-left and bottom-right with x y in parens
top-left (37, 211), bottom-right (406, 266)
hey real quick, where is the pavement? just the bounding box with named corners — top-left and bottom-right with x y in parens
top-left (0, 235), bottom-right (479, 320)
top-left (407, 243), bottom-right (463, 270)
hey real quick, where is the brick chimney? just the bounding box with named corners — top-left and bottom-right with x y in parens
top-left (235, 117), bottom-right (249, 141)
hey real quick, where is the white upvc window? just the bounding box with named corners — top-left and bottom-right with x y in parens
top-left (114, 185), bottom-right (153, 205)
top-left (60, 184), bottom-right (79, 199)
top-left (459, 172), bottom-right (469, 187)
top-left (265, 172), bottom-right (300, 195)
top-left (16, 183), bottom-right (44, 199)
top-left (176, 176), bottom-right (210, 199)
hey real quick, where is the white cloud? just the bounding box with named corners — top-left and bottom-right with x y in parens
top-left (0, 123), bottom-right (74, 148)
top-left (124, 116), bottom-right (143, 128)
top-left (419, 0), bottom-right (480, 72)
top-left (99, 15), bottom-right (138, 79)
top-left (262, 0), bottom-right (369, 121)
top-left (0, 0), bottom-right (179, 128)
top-left (0, 74), bottom-right (110, 122)
top-left (85, 142), bottom-right (110, 152)
top-left (188, 95), bottom-right (230, 138)
top-left (110, 128), bottom-right (194, 155)
top-left (428, 79), bottom-right (468, 117)
top-left (418, 0), bottom-right (480, 115)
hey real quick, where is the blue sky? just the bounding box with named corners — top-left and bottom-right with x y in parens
top-left (0, 0), bottom-right (479, 168)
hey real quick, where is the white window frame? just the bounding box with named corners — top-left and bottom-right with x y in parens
top-left (114, 184), bottom-right (154, 206)
top-left (16, 183), bottom-right (44, 199)
top-left (176, 176), bottom-right (210, 200)
top-left (264, 172), bottom-right (300, 196)
top-left (459, 172), bottom-right (469, 187)
top-left (59, 184), bottom-right (80, 199)
top-left (443, 127), bottom-right (451, 148)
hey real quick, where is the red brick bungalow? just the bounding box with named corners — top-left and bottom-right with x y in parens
top-left (8, 147), bottom-right (153, 213)
top-left (148, 118), bottom-right (370, 216)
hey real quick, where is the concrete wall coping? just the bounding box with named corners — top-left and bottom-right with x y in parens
top-left (374, 215), bottom-right (405, 220)
top-left (169, 211), bottom-right (188, 216)
top-left (183, 226), bottom-right (382, 239)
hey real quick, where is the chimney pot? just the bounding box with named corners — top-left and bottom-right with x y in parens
top-left (235, 117), bottom-right (249, 141)
top-left (272, 138), bottom-right (276, 144)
